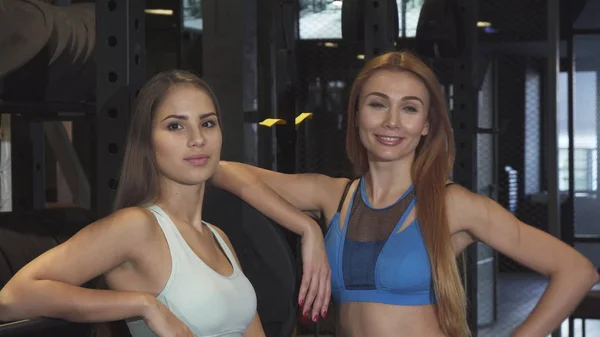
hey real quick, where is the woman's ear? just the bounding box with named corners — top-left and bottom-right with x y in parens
top-left (422, 121), bottom-right (430, 136)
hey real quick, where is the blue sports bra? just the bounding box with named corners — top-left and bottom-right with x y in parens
top-left (324, 178), bottom-right (435, 306)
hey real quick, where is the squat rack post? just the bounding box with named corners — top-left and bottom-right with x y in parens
top-left (93, 0), bottom-right (146, 217)
top-left (451, 0), bottom-right (479, 334)
top-left (364, 0), bottom-right (397, 59)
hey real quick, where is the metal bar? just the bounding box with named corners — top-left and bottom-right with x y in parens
top-left (274, 0), bottom-right (298, 174)
top-left (364, 0), bottom-right (395, 60)
top-left (93, 0), bottom-right (145, 218)
top-left (566, 31), bottom-right (575, 246)
top-left (256, 0), bottom-right (275, 170)
top-left (272, 0), bottom-right (301, 277)
top-left (31, 121), bottom-right (45, 209)
top-left (452, 0), bottom-right (478, 333)
top-left (174, 0), bottom-right (183, 68)
top-left (546, 0), bottom-right (561, 237)
top-left (573, 235), bottom-right (600, 243)
top-left (597, 66), bottom-right (600, 201)
top-left (547, 0), bottom-right (561, 335)
top-left (10, 117), bottom-right (45, 211)
top-left (202, 0), bottom-right (246, 163)
top-left (476, 128), bottom-right (500, 134)
top-left (8, 118), bottom-right (24, 212)
top-left (492, 54), bottom-right (500, 325)
top-left (401, 0), bottom-right (406, 37)
top-left (572, 29), bottom-right (600, 35)
top-left (43, 122), bottom-right (91, 209)
top-left (0, 101), bottom-right (95, 120)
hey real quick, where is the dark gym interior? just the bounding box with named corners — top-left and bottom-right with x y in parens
top-left (0, 0), bottom-right (599, 336)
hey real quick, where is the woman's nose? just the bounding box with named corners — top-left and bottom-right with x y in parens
top-left (383, 110), bottom-right (401, 128)
top-left (188, 128), bottom-right (206, 147)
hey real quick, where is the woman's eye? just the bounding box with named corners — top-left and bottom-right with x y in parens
top-left (368, 102), bottom-right (385, 109)
top-left (404, 106), bottom-right (418, 113)
top-left (167, 123), bottom-right (182, 131)
top-left (202, 120), bottom-right (217, 128)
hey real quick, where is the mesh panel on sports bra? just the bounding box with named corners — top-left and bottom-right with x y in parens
top-left (342, 185), bottom-right (416, 290)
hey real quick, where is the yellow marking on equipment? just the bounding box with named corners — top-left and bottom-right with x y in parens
top-left (259, 118), bottom-right (287, 127)
top-left (295, 112), bottom-right (313, 125)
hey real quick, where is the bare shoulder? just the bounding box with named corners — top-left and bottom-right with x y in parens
top-left (320, 176), bottom-right (352, 207)
top-left (444, 182), bottom-right (482, 209)
top-left (444, 181), bottom-right (516, 242)
top-left (99, 207), bottom-right (159, 240)
top-left (445, 182), bottom-right (493, 224)
top-left (67, 207), bottom-right (161, 260)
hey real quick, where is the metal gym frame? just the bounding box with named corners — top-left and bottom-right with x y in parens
top-left (0, 0), bottom-right (145, 334)
top-left (94, 0), bottom-right (146, 218)
top-left (453, 0), bottom-right (564, 335)
top-left (451, 0), bottom-right (480, 333)
top-left (0, 0), bottom-right (146, 219)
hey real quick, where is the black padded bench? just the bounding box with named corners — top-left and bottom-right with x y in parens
top-left (0, 207), bottom-right (95, 337)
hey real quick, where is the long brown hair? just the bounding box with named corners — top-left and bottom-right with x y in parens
top-left (346, 51), bottom-right (469, 337)
top-left (113, 70), bottom-right (221, 211)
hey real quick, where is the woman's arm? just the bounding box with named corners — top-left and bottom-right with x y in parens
top-left (211, 161), bottom-right (350, 320)
top-left (212, 161), bottom-right (349, 218)
top-left (0, 208), bottom-right (159, 323)
top-left (447, 185), bottom-right (599, 337)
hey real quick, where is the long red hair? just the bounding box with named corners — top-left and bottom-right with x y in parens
top-left (346, 51), bottom-right (469, 337)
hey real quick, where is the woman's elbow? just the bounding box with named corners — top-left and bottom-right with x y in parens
top-left (578, 257), bottom-right (599, 287)
top-left (0, 286), bottom-right (18, 322)
top-left (587, 265), bottom-right (600, 287)
top-left (0, 279), bottom-right (37, 322)
top-left (561, 256), bottom-right (599, 289)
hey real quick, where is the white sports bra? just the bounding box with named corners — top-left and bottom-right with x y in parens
top-left (125, 205), bottom-right (257, 337)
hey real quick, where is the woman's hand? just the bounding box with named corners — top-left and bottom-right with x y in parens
top-left (143, 297), bottom-right (196, 337)
top-left (297, 224), bottom-right (331, 322)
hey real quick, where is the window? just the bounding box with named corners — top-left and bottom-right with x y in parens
top-left (558, 148), bottom-right (597, 193)
top-left (183, 0), bottom-right (203, 32)
top-left (298, 0), bottom-right (424, 40)
top-left (557, 71), bottom-right (598, 194)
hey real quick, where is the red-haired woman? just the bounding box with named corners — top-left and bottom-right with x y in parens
top-left (212, 50), bottom-right (599, 337)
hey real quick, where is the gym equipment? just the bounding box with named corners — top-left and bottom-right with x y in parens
top-left (0, 0), bottom-right (145, 218)
top-left (0, 0), bottom-right (53, 78)
top-left (0, 208), bottom-right (95, 337)
top-left (415, 0), bottom-right (464, 58)
top-left (0, 1), bottom-right (96, 102)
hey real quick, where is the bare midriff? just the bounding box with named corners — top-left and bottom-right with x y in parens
top-left (334, 302), bottom-right (447, 337)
